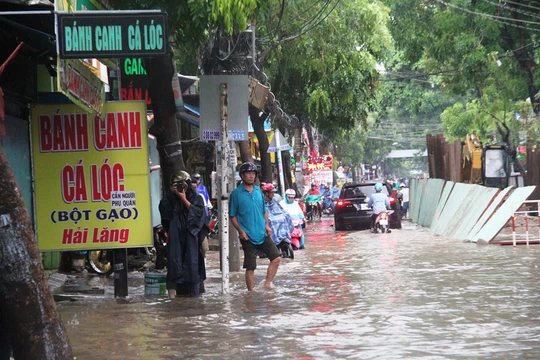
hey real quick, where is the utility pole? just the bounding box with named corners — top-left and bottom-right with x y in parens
top-left (218, 83), bottom-right (230, 293)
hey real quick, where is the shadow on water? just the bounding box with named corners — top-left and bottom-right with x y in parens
top-left (58, 216), bottom-right (540, 359)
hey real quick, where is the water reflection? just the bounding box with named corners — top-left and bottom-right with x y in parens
top-left (58, 219), bottom-right (540, 359)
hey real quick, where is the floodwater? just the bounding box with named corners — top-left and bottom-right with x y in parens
top-left (57, 218), bottom-right (540, 359)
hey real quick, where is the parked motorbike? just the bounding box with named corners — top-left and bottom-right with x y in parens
top-left (208, 208), bottom-right (219, 236)
top-left (85, 225), bottom-right (166, 275)
top-left (374, 210), bottom-right (394, 234)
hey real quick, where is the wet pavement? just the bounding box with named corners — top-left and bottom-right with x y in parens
top-left (56, 217), bottom-right (540, 359)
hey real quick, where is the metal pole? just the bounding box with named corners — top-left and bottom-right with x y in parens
top-left (512, 216), bottom-right (516, 247)
top-left (219, 83), bottom-right (230, 293)
top-left (275, 130), bottom-right (286, 197)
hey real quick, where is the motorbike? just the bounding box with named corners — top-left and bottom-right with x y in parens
top-left (322, 197), bottom-right (334, 215)
top-left (85, 225), bottom-right (167, 275)
top-left (374, 210), bottom-right (394, 234)
top-left (208, 208), bottom-right (219, 236)
top-left (306, 201), bottom-right (322, 221)
top-left (291, 218), bottom-right (305, 250)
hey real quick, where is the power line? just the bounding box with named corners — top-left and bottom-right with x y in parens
top-left (497, 0), bottom-right (540, 13)
top-left (481, 0), bottom-right (540, 21)
top-left (433, 0), bottom-right (540, 32)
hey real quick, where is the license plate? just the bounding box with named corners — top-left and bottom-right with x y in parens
top-left (379, 219), bottom-right (388, 226)
top-left (360, 203), bottom-right (369, 210)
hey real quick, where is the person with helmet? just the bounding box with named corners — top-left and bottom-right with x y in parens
top-left (230, 162), bottom-right (281, 291)
top-left (304, 183), bottom-right (323, 220)
top-left (367, 182), bottom-right (391, 233)
top-left (192, 173), bottom-right (211, 216)
top-left (332, 183), bottom-right (341, 201)
top-left (398, 183), bottom-right (409, 219)
top-left (322, 184), bottom-right (333, 213)
top-left (280, 189), bottom-right (306, 249)
top-left (159, 170), bottom-right (208, 298)
top-left (260, 183), bottom-right (294, 256)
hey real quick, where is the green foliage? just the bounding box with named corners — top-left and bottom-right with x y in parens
top-left (259, 0), bottom-right (392, 138)
top-left (382, 0), bottom-right (539, 145)
top-left (110, 0), bottom-right (255, 71)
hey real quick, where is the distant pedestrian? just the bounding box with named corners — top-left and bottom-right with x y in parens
top-left (159, 170), bottom-right (208, 298)
top-left (399, 183), bottom-right (410, 218)
top-left (230, 162), bottom-right (281, 291)
top-left (192, 173), bottom-right (211, 215)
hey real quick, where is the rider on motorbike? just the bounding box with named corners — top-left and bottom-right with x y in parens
top-left (321, 184), bottom-right (334, 213)
top-left (280, 189), bottom-right (306, 249)
top-left (304, 183), bottom-right (323, 220)
top-left (367, 182), bottom-right (391, 233)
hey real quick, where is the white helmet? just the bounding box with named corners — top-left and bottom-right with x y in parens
top-left (285, 189), bottom-right (296, 197)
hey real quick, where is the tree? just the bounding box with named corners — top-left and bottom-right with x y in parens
top-left (383, 0), bottom-right (539, 125)
top-left (111, 0), bottom-right (257, 189)
top-left (0, 148), bottom-right (72, 359)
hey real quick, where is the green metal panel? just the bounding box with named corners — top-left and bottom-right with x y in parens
top-left (418, 178), bottom-right (445, 228)
top-left (432, 183), bottom-right (475, 235)
top-left (453, 186), bottom-right (499, 240)
top-left (466, 187), bottom-right (513, 242)
top-left (441, 184), bottom-right (491, 238)
top-left (410, 178), bottom-right (425, 223)
top-left (430, 181), bottom-right (455, 233)
top-left (472, 186), bottom-right (536, 243)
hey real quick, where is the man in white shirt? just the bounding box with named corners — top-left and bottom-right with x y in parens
top-left (399, 184), bottom-right (410, 219)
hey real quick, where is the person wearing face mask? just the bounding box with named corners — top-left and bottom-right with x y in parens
top-left (159, 170), bottom-right (208, 298)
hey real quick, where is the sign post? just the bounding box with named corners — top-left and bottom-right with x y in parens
top-left (219, 84), bottom-right (230, 293)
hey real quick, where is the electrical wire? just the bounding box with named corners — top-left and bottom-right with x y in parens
top-left (480, 0), bottom-right (540, 21)
top-left (496, 0), bottom-right (540, 13)
top-left (433, 0), bottom-right (540, 32)
top-left (278, 0), bottom-right (341, 43)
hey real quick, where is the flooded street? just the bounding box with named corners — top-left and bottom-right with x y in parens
top-left (58, 218), bottom-right (540, 359)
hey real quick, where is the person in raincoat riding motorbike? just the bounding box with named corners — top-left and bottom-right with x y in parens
top-left (367, 182), bottom-right (391, 234)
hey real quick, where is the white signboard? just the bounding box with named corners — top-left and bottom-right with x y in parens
top-left (200, 75), bottom-right (249, 141)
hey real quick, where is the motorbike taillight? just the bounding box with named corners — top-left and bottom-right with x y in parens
top-left (380, 213), bottom-right (387, 219)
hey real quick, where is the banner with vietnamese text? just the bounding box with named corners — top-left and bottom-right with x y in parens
top-left (31, 101), bottom-right (152, 251)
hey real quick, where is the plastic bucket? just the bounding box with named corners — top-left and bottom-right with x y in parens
top-left (145, 273), bottom-right (167, 295)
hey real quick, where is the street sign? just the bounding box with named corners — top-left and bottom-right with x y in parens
top-left (57, 11), bottom-right (168, 59)
top-left (199, 75), bottom-right (248, 142)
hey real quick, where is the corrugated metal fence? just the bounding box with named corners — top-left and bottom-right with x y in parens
top-left (410, 178), bottom-right (536, 243)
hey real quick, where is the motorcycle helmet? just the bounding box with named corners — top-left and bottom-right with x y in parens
top-left (374, 182), bottom-right (383, 192)
top-left (285, 189), bottom-right (296, 197)
top-left (311, 183), bottom-right (317, 188)
top-left (400, 183), bottom-right (406, 188)
top-left (239, 162), bottom-right (258, 175)
top-left (192, 173), bottom-right (201, 179)
top-left (261, 183), bottom-right (275, 192)
top-left (171, 170), bottom-right (191, 184)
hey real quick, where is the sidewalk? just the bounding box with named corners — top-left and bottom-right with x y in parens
top-left (47, 241), bottom-right (237, 300)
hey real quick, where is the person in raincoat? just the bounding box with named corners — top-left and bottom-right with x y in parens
top-left (261, 183), bottom-right (294, 248)
top-left (159, 170), bottom-right (208, 298)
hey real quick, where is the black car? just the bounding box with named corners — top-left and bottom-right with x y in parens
top-left (334, 182), bottom-right (402, 231)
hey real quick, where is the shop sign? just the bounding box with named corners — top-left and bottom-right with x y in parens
top-left (120, 58), bottom-right (152, 109)
top-left (57, 11), bottom-right (168, 59)
top-left (31, 101), bottom-right (153, 251)
top-left (58, 59), bottom-right (105, 116)
top-left (306, 155), bottom-right (333, 172)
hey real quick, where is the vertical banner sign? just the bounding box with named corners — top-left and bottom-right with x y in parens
top-left (31, 102), bottom-right (153, 251)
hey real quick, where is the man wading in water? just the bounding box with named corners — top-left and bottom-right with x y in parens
top-left (230, 162), bottom-right (281, 290)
